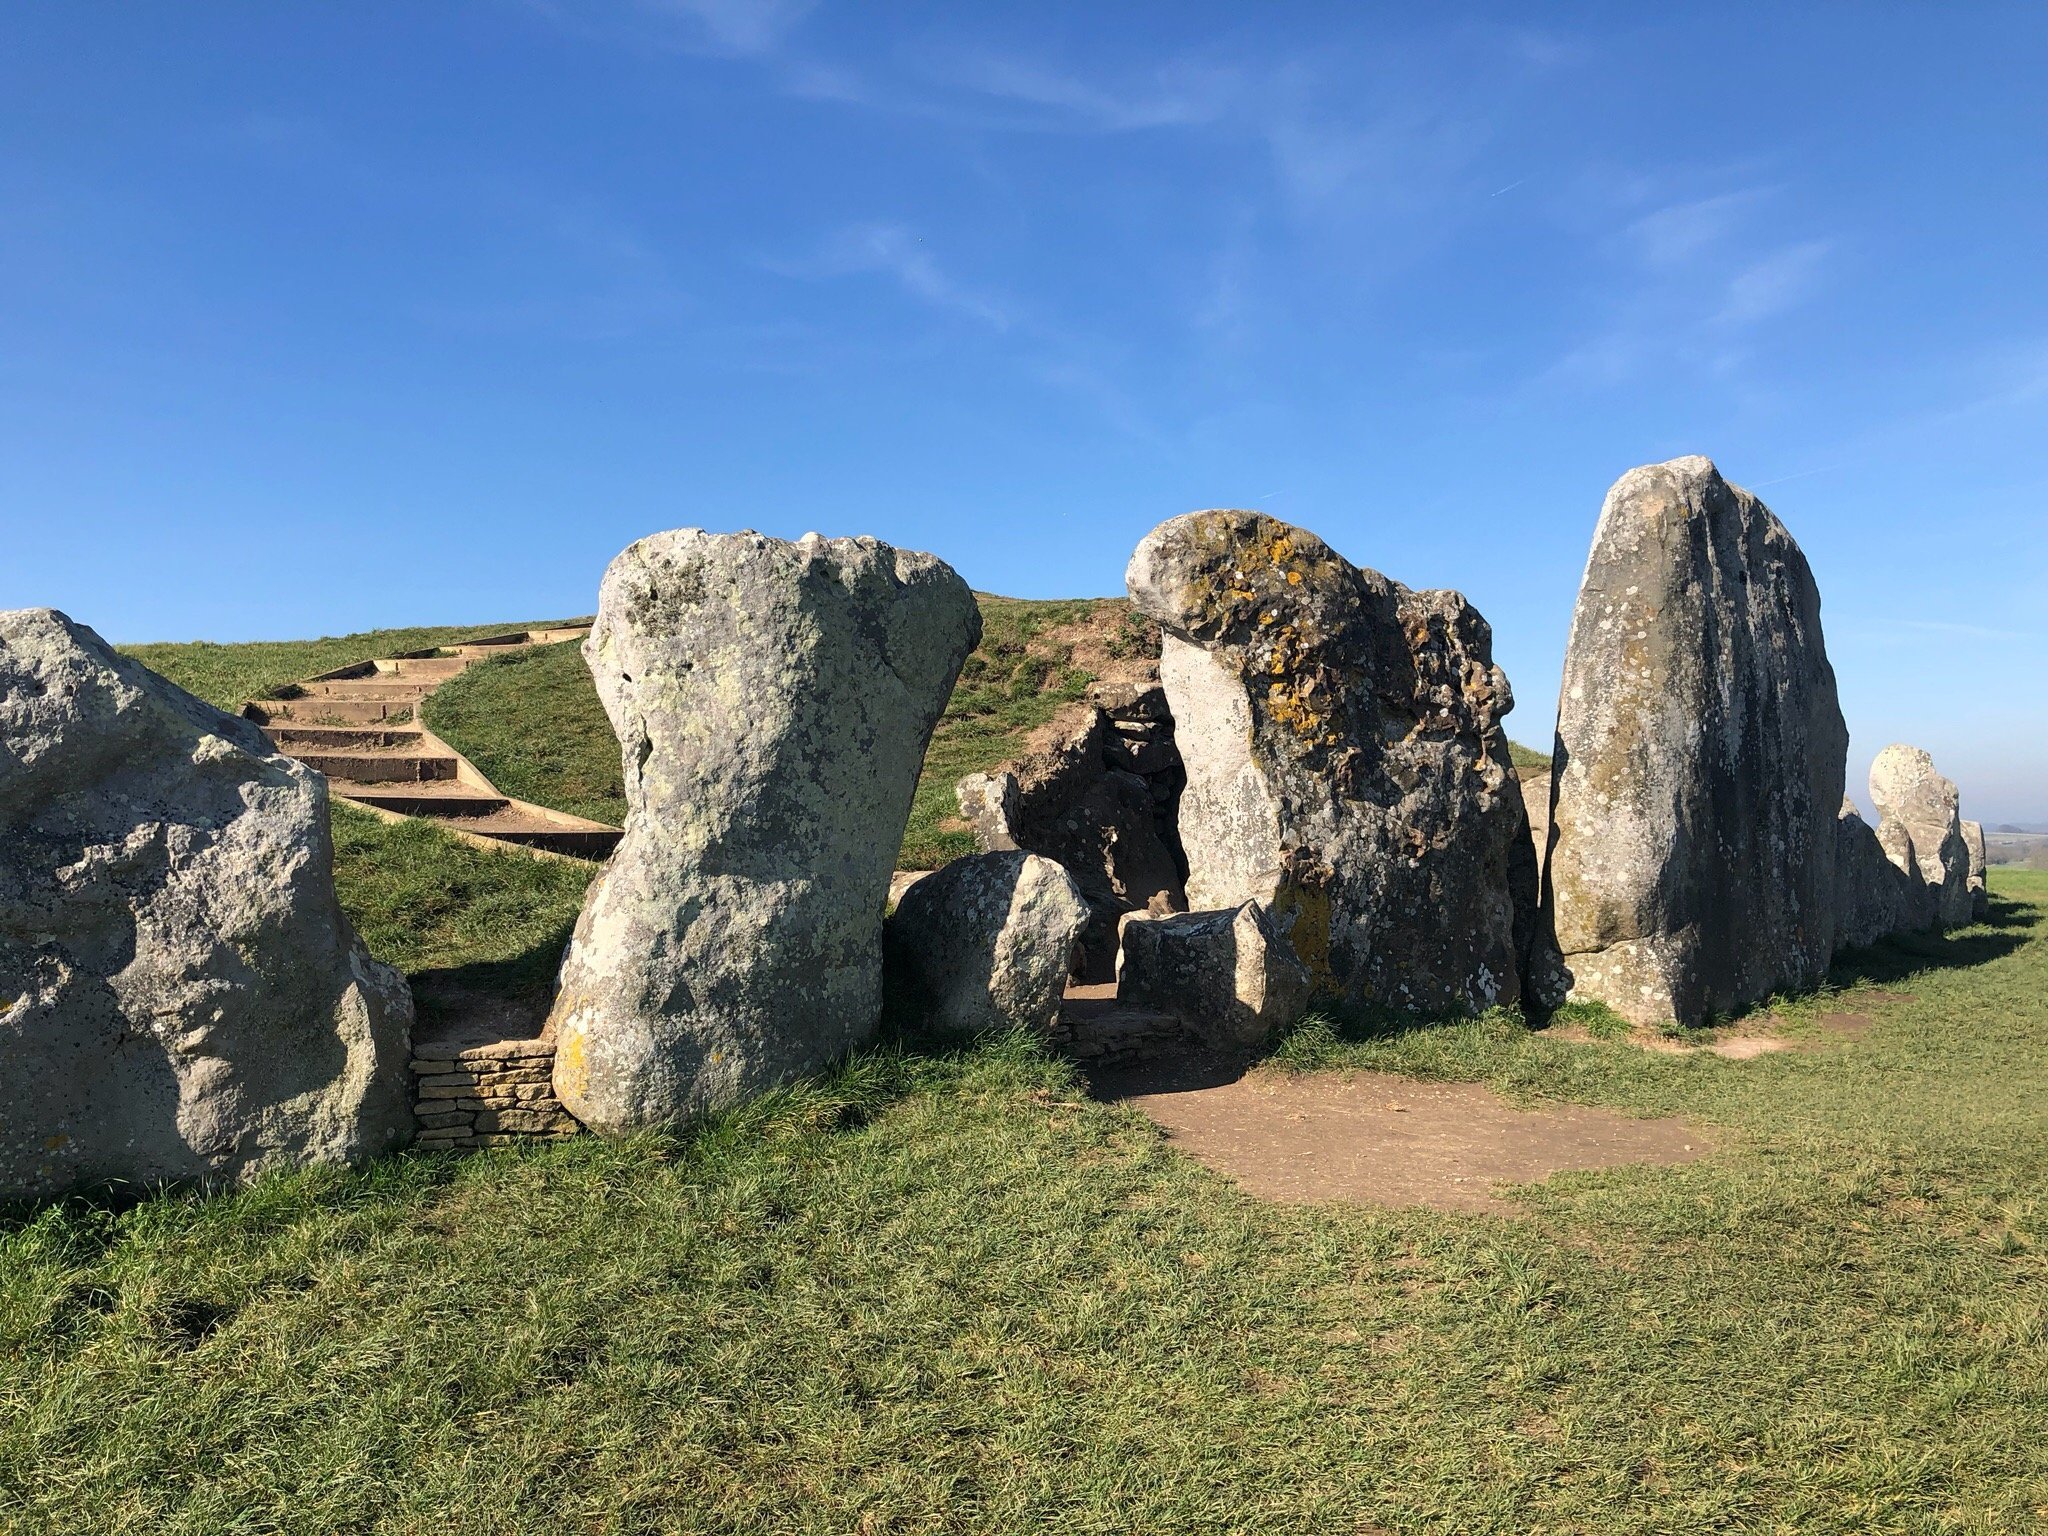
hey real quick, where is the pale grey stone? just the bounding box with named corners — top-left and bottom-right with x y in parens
top-left (1126, 509), bottom-right (1559, 1016)
top-left (548, 530), bottom-right (979, 1133)
top-left (1543, 457), bottom-right (1848, 1026)
top-left (1114, 902), bottom-right (1313, 1047)
top-left (0, 608), bottom-right (414, 1201)
top-left (1961, 819), bottom-right (1989, 921)
top-left (885, 851), bottom-right (1089, 1036)
top-left (1869, 744), bottom-right (1973, 929)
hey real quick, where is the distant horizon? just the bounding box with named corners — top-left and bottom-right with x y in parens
top-left (5, 4), bottom-right (2042, 822)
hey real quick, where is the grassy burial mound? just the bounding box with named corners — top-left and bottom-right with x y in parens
top-left (3, 873), bottom-right (2043, 1531)
top-left (411, 597), bottom-right (1550, 871)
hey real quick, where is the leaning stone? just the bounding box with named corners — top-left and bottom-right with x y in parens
top-left (0, 608), bottom-right (414, 1201)
top-left (1869, 744), bottom-right (1973, 929)
top-left (885, 852), bottom-right (1090, 1036)
top-left (1115, 903), bottom-right (1312, 1048)
top-left (1543, 459), bottom-right (1849, 1026)
top-left (548, 530), bottom-right (980, 1133)
top-left (1126, 509), bottom-right (1556, 1015)
top-left (1961, 819), bottom-right (1989, 921)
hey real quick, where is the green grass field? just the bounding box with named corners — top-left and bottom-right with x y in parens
top-left (3, 856), bottom-right (2043, 1533)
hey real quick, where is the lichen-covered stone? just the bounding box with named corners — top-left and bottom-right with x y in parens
top-left (1543, 458), bottom-right (1848, 1026)
top-left (1834, 798), bottom-right (1924, 951)
top-left (1115, 902), bottom-right (1313, 1047)
top-left (1961, 819), bottom-right (1989, 921)
top-left (1126, 509), bottom-right (1557, 1016)
top-left (547, 530), bottom-right (979, 1133)
top-left (884, 851), bottom-right (1089, 1036)
top-left (0, 608), bottom-right (414, 1200)
top-left (1869, 743), bottom-right (1973, 930)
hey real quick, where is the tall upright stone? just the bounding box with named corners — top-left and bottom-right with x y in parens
top-left (1, 608), bottom-right (414, 1201)
top-left (1125, 509), bottom-right (1560, 1017)
top-left (548, 531), bottom-right (980, 1133)
top-left (1869, 744), bottom-right (1973, 929)
top-left (1544, 457), bottom-right (1848, 1026)
top-left (1961, 819), bottom-right (1989, 921)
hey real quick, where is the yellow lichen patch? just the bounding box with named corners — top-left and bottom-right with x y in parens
top-left (550, 1016), bottom-right (588, 1100)
top-left (1267, 534), bottom-right (1296, 567)
top-left (1286, 570), bottom-right (1303, 585)
top-left (1271, 878), bottom-right (1336, 992)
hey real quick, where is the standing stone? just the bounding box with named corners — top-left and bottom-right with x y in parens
top-left (1961, 819), bottom-right (1989, 921)
top-left (1869, 744), bottom-right (1973, 929)
top-left (1834, 798), bottom-right (1922, 950)
top-left (1, 609), bottom-right (414, 1201)
top-left (1115, 902), bottom-right (1313, 1048)
top-left (1126, 509), bottom-right (1558, 1016)
top-left (548, 531), bottom-right (980, 1133)
top-left (1544, 458), bottom-right (1848, 1026)
top-left (884, 851), bottom-right (1089, 1036)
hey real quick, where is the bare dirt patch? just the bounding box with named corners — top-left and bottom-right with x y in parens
top-left (1546, 1008), bottom-right (1879, 1060)
top-left (1088, 1059), bottom-right (1707, 1213)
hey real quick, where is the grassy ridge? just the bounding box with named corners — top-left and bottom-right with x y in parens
top-left (2, 873), bottom-right (2043, 1532)
top-left (122, 621), bottom-right (581, 713)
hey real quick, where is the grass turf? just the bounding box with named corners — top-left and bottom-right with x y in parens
top-left (3, 868), bottom-right (2043, 1533)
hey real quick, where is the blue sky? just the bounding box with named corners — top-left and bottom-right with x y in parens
top-left (2, 3), bottom-right (2043, 820)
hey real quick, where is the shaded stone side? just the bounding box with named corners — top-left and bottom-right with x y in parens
top-left (1543, 458), bottom-right (1848, 1026)
top-left (1126, 509), bottom-right (1556, 1017)
top-left (1834, 799), bottom-right (1924, 952)
top-left (1962, 819), bottom-right (1989, 920)
top-left (956, 672), bottom-right (1187, 978)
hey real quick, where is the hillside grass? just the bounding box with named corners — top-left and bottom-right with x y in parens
top-left (131, 605), bottom-right (1553, 867)
top-left (3, 867), bottom-right (2043, 1534)
top-left (122, 620), bottom-right (583, 712)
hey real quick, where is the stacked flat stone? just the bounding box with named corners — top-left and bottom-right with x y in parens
top-left (412, 1038), bottom-right (581, 1148)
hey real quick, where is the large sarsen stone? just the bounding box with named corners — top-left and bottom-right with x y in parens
top-left (1834, 798), bottom-right (1923, 951)
top-left (548, 531), bottom-right (980, 1132)
top-left (1126, 510), bottom-right (1557, 1016)
top-left (0, 609), bottom-right (414, 1201)
top-left (1543, 458), bottom-right (1848, 1026)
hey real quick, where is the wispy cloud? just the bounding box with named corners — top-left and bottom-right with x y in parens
top-left (1715, 239), bottom-right (1830, 326)
top-left (520, 0), bottom-right (815, 58)
top-left (773, 222), bottom-right (1011, 330)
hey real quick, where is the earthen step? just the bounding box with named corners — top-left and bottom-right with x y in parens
top-left (376, 657), bottom-right (471, 679)
top-left (290, 679), bottom-right (437, 701)
top-left (263, 724), bottom-right (424, 751)
top-left (333, 783), bottom-right (512, 816)
top-left (248, 698), bottom-right (419, 726)
top-left (296, 750), bottom-right (459, 784)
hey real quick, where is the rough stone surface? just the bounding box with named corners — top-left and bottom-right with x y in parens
top-left (547, 531), bottom-right (980, 1133)
top-left (955, 677), bottom-right (1186, 979)
top-left (884, 851), bottom-right (1089, 1036)
top-left (1543, 458), bottom-right (1848, 1026)
top-left (0, 608), bottom-right (414, 1200)
top-left (1115, 902), bottom-right (1313, 1047)
top-left (1834, 798), bottom-right (1925, 951)
top-left (1869, 743), bottom-right (1973, 929)
top-left (1125, 509), bottom-right (1559, 1016)
top-left (1961, 819), bottom-right (1989, 921)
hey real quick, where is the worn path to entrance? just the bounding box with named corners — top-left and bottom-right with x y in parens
top-left (1090, 1058), bottom-right (1708, 1214)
